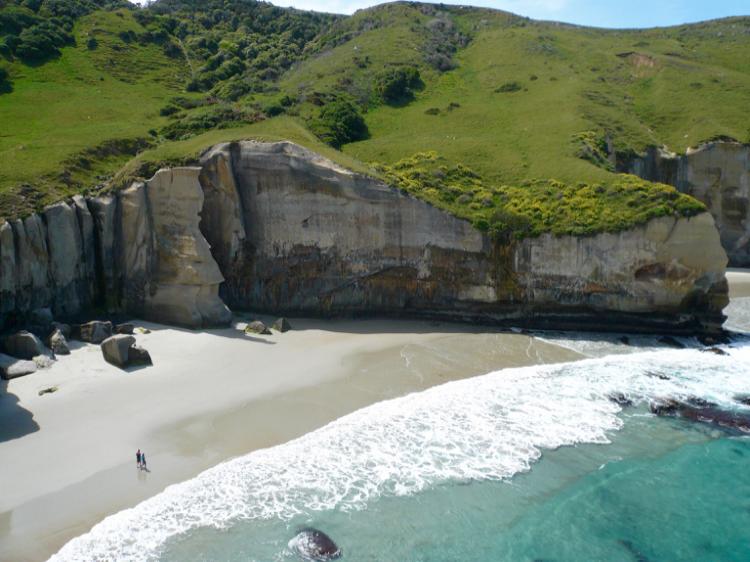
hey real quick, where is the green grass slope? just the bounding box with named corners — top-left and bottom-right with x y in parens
top-left (1, 0), bottom-right (749, 238)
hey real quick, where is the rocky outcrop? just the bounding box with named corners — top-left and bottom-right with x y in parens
top-left (0, 169), bottom-right (231, 330)
top-left (198, 141), bottom-right (728, 334)
top-left (627, 142), bottom-right (750, 266)
top-left (0, 141), bottom-right (731, 335)
top-left (141, 168), bottom-right (231, 328)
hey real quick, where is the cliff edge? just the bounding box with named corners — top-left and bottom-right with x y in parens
top-left (0, 141), bottom-right (730, 334)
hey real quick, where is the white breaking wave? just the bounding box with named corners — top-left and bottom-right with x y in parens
top-left (50, 345), bottom-right (750, 562)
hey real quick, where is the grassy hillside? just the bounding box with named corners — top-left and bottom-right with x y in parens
top-left (1, 0), bottom-right (749, 237)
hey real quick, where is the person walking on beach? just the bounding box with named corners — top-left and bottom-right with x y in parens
top-left (141, 451), bottom-right (147, 471)
top-left (136, 449), bottom-right (142, 469)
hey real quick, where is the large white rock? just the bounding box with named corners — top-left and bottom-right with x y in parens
top-left (142, 167), bottom-right (231, 328)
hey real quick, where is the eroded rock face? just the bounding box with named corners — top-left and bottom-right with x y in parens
top-left (0, 141), bottom-right (732, 334)
top-left (628, 142), bottom-right (750, 266)
top-left (198, 141), bottom-right (728, 334)
top-left (143, 167), bottom-right (231, 328)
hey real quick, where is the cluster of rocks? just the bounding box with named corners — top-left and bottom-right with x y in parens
top-left (244, 317), bottom-right (292, 335)
top-left (0, 307), bottom-right (152, 380)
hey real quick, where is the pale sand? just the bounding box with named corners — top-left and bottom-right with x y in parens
top-left (727, 268), bottom-right (750, 299)
top-left (0, 317), bottom-right (582, 562)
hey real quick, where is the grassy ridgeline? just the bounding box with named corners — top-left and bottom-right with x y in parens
top-left (0, 1), bottom-right (748, 236)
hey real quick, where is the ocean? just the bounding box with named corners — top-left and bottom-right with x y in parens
top-left (50, 300), bottom-right (750, 562)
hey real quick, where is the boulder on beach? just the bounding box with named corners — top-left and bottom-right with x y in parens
top-left (245, 320), bottom-right (271, 335)
top-left (2, 330), bottom-right (48, 360)
top-left (47, 328), bottom-right (70, 355)
top-left (101, 335), bottom-right (152, 368)
top-left (115, 323), bottom-right (135, 335)
top-left (0, 353), bottom-right (37, 380)
top-left (51, 322), bottom-right (71, 338)
top-left (288, 528), bottom-right (341, 561)
top-left (272, 317), bottom-right (292, 332)
top-left (78, 321), bottom-right (113, 344)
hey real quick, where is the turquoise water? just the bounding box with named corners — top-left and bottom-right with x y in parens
top-left (51, 296), bottom-right (750, 561)
top-left (155, 415), bottom-right (750, 562)
top-left (50, 336), bottom-right (750, 562)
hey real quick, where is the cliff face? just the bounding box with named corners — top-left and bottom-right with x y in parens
top-left (199, 141), bottom-right (728, 334)
top-left (628, 142), bottom-right (750, 266)
top-left (0, 141), bottom-right (730, 334)
top-left (0, 169), bottom-right (229, 330)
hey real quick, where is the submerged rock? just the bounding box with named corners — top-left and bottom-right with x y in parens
top-left (288, 528), bottom-right (341, 561)
top-left (245, 320), bottom-right (271, 335)
top-left (0, 353), bottom-right (37, 379)
top-left (650, 397), bottom-right (750, 433)
top-left (608, 393), bottom-right (633, 407)
top-left (735, 394), bottom-right (750, 407)
top-left (701, 347), bottom-right (728, 356)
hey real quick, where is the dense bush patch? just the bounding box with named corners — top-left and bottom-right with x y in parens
top-left (375, 152), bottom-right (705, 239)
top-left (310, 98), bottom-right (369, 148)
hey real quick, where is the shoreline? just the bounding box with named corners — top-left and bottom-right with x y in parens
top-left (0, 317), bottom-right (582, 562)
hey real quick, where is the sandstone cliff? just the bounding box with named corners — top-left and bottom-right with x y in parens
top-left (199, 141), bottom-right (728, 334)
top-left (0, 141), bottom-right (730, 334)
top-left (0, 168), bottom-right (229, 330)
top-left (627, 142), bottom-right (750, 266)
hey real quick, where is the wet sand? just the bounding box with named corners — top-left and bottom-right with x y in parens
top-left (0, 317), bottom-right (580, 562)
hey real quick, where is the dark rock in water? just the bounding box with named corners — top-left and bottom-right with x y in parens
top-left (618, 539), bottom-right (651, 562)
top-left (651, 398), bottom-right (750, 433)
top-left (78, 320), bottom-right (113, 344)
top-left (245, 320), bottom-right (271, 335)
top-left (698, 333), bottom-right (729, 346)
top-left (2, 330), bottom-right (48, 360)
top-left (646, 371), bottom-right (671, 381)
top-left (115, 323), bottom-right (135, 335)
top-left (608, 393), bottom-right (633, 407)
top-left (47, 328), bottom-right (70, 355)
top-left (735, 394), bottom-right (750, 407)
top-left (289, 528), bottom-right (341, 561)
top-left (38, 386), bottom-right (58, 396)
top-left (701, 347), bottom-right (728, 356)
top-left (619, 336), bottom-right (631, 345)
top-left (684, 396), bottom-right (717, 408)
top-left (658, 336), bottom-right (685, 349)
top-left (272, 317), bottom-right (292, 332)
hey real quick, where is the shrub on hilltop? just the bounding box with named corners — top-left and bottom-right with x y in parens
top-left (310, 98), bottom-right (369, 149)
top-left (374, 66), bottom-right (422, 105)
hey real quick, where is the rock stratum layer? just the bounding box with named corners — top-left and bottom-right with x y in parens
top-left (627, 141), bottom-right (750, 267)
top-left (0, 141), bottom-right (730, 334)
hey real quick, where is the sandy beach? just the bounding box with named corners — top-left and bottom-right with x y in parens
top-left (0, 316), bottom-right (582, 562)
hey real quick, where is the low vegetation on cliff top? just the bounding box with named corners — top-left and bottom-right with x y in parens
top-left (1, 0), bottom-right (748, 232)
top-left (375, 152), bottom-right (705, 238)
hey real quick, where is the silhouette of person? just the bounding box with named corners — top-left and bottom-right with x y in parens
top-left (136, 449), bottom-right (142, 469)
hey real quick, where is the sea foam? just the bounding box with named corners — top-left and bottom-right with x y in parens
top-left (50, 344), bottom-right (750, 562)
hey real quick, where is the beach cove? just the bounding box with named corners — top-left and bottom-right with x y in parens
top-left (0, 315), bottom-right (583, 561)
